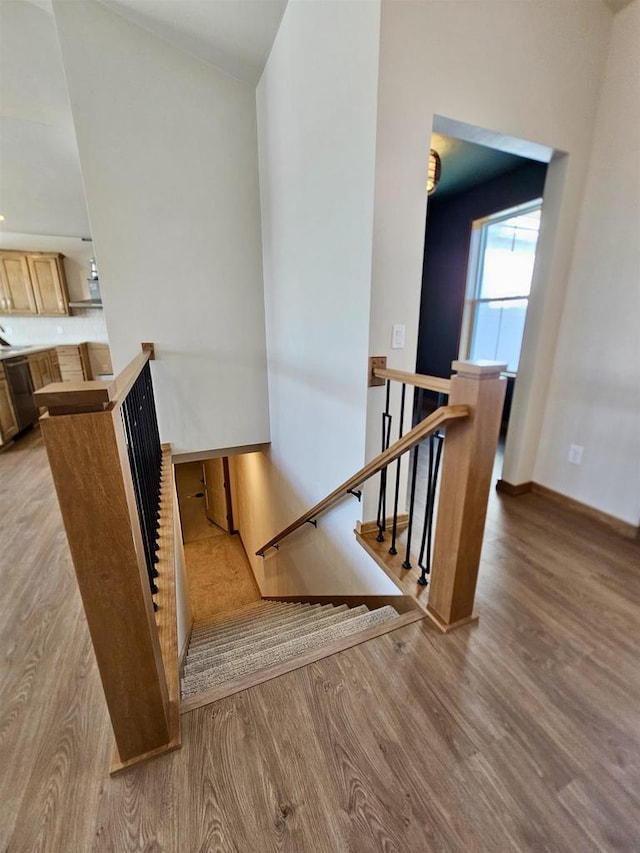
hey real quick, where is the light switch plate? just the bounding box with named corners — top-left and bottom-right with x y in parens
top-left (391, 324), bottom-right (405, 349)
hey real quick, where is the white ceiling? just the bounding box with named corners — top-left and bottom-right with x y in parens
top-left (98, 0), bottom-right (288, 83)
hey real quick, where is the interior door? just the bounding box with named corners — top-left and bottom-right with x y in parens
top-left (203, 457), bottom-right (232, 533)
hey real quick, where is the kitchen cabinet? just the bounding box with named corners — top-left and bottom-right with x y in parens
top-left (0, 251), bottom-right (70, 316)
top-left (27, 254), bottom-right (70, 316)
top-left (56, 343), bottom-right (92, 382)
top-left (0, 367), bottom-right (19, 446)
top-left (28, 351), bottom-right (57, 415)
top-left (28, 351), bottom-right (53, 391)
top-left (87, 342), bottom-right (113, 377)
top-left (49, 349), bottom-right (62, 383)
top-left (0, 253), bottom-right (38, 315)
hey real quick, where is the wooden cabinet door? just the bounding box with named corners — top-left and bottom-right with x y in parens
top-left (40, 353), bottom-right (53, 387)
top-left (27, 255), bottom-right (69, 315)
top-left (49, 353), bottom-right (62, 383)
top-left (28, 356), bottom-right (44, 391)
top-left (0, 378), bottom-right (19, 444)
top-left (0, 254), bottom-right (37, 315)
top-left (56, 345), bottom-right (87, 381)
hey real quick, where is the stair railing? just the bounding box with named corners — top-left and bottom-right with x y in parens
top-left (256, 360), bottom-right (506, 632)
top-left (35, 343), bottom-right (180, 772)
top-left (370, 366), bottom-right (451, 585)
top-left (256, 402), bottom-right (470, 557)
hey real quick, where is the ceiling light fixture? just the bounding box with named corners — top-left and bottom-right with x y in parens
top-left (427, 149), bottom-right (441, 195)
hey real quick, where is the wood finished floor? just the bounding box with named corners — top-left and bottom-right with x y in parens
top-left (2, 427), bottom-right (640, 851)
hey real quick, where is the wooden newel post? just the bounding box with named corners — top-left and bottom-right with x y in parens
top-left (427, 360), bottom-right (506, 632)
top-left (36, 348), bottom-right (173, 769)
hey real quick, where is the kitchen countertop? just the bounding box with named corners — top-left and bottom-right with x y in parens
top-left (0, 345), bottom-right (60, 362)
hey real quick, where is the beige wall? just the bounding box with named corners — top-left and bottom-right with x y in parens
top-left (368, 0), bottom-right (614, 510)
top-left (53, 0), bottom-right (270, 455)
top-left (534, 0), bottom-right (640, 525)
top-left (234, 0), bottom-right (399, 597)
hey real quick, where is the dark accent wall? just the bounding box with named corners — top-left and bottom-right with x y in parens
top-left (416, 162), bottom-right (548, 379)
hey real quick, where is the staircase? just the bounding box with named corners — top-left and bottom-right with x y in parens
top-left (181, 599), bottom-right (401, 701)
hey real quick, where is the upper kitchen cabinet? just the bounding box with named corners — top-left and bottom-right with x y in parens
top-left (0, 253), bottom-right (38, 315)
top-left (27, 254), bottom-right (70, 315)
top-left (0, 251), bottom-right (70, 316)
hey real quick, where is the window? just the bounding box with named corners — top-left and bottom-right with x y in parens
top-left (459, 200), bottom-right (542, 375)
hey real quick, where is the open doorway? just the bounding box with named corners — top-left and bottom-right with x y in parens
top-left (176, 458), bottom-right (233, 543)
top-left (175, 457), bottom-right (260, 622)
top-left (416, 117), bottom-right (555, 479)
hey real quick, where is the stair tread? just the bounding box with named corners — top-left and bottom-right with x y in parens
top-left (182, 606), bottom-right (399, 697)
top-left (185, 605), bottom-right (356, 674)
top-left (191, 602), bottom-right (313, 644)
top-left (186, 604), bottom-right (343, 663)
top-left (191, 602), bottom-right (300, 639)
top-left (192, 600), bottom-right (286, 634)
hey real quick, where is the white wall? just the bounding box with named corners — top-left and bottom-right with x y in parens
top-left (534, 0), bottom-right (640, 526)
top-left (233, 0), bottom-right (398, 596)
top-left (53, 0), bottom-right (270, 454)
top-left (0, 0), bottom-right (89, 238)
top-left (369, 0), bottom-right (613, 501)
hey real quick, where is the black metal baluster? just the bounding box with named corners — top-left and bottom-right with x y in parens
top-left (402, 443), bottom-right (420, 569)
top-left (417, 430), bottom-right (445, 585)
top-left (121, 361), bottom-right (162, 605)
top-left (417, 433), bottom-right (434, 571)
top-left (388, 382), bottom-right (406, 555)
top-left (376, 380), bottom-right (392, 542)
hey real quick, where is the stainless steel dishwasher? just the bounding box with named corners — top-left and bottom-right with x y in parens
top-left (4, 356), bottom-right (39, 431)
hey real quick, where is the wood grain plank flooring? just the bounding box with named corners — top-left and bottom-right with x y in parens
top-left (1, 426), bottom-right (639, 851)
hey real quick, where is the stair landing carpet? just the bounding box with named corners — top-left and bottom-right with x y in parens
top-left (181, 600), bottom-right (399, 699)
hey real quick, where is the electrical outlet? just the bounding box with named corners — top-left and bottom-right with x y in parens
top-left (56, 325), bottom-right (64, 334)
top-left (568, 444), bottom-right (583, 465)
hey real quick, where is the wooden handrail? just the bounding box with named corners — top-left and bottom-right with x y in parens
top-left (256, 403), bottom-right (470, 556)
top-left (35, 343), bottom-right (154, 415)
top-left (373, 367), bottom-right (451, 396)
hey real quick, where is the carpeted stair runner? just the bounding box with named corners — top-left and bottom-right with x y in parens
top-left (181, 600), bottom-right (399, 699)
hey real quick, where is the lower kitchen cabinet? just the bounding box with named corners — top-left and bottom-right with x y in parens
top-left (0, 371), bottom-right (19, 446)
top-left (28, 350), bottom-right (57, 414)
top-left (28, 351), bottom-right (54, 391)
top-left (56, 343), bottom-right (92, 381)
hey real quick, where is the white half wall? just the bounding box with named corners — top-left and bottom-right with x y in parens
top-left (368, 0), bottom-right (613, 507)
top-left (534, 0), bottom-right (640, 526)
top-left (53, 0), bottom-right (270, 454)
top-left (233, 0), bottom-right (398, 596)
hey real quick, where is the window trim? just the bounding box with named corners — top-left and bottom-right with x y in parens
top-left (459, 198), bottom-right (542, 377)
